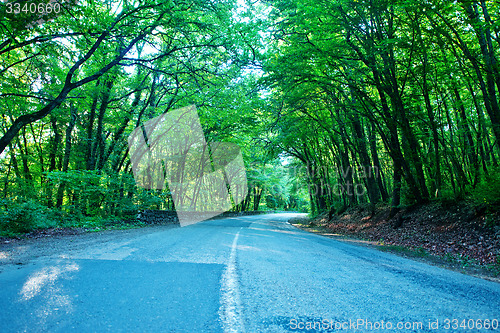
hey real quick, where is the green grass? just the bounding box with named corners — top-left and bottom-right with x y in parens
top-left (0, 230), bottom-right (22, 238)
top-left (0, 214), bottom-right (146, 238)
top-left (378, 244), bottom-right (430, 258)
top-left (381, 245), bottom-right (500, 278)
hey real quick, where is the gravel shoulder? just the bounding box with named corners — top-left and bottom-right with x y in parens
top-left (0, 225), bottom-right (177, 271)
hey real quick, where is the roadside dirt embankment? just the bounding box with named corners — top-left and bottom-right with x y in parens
top-left (302, 202), bottom-right (500, 266)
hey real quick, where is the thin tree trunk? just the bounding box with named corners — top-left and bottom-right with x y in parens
top-left (93, 79), bottom-right (114, 171)
top-left (56, 104), bottom-right (77, 208)
top-left (369, 123), bottom-right (389, 202)
top-left (85, 80), bottom-right (100, 170)
top-left (453, 85), bottom-right (478, 186)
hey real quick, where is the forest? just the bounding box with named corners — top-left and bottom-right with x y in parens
top-left (1, 0), bottom-right (499, 237)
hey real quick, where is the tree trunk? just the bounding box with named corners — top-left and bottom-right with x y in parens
top-left (368, 122), bottom-right (389, 202)
top-left (85, 80), bottom-right (100, 170)
top-left (93, 79), bottom-right (114, 171)
top-left (56, 104), bottom-right (77, 208)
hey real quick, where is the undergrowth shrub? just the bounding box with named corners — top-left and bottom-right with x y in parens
top-left (471, 168), bottom-right (500, 213)
top-left (0, 171), bottom-right (174, 235)
top-left (0, 198), bottom-right (57, 234)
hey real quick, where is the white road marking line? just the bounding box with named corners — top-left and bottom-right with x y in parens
top-left (219, 228), bottom-right (245, 333)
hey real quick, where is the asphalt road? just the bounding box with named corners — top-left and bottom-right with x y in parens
top-left (0, 213), bottom-right (499, 332)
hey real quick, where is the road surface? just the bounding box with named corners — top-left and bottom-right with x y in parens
top-left (0, 213), bottom-right (499, 332)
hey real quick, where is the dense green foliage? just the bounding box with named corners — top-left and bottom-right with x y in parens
top-left (1, 0), bottom-right (499, 234)
top-left (0, 0), bottom-right (301, 234)
top-left (260, 0), bottom-right (500, 215)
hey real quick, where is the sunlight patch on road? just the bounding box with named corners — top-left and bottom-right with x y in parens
top-left (19, 262), bottom-right (79, 301)
top-left (236, 245), bottom-right (262, 252)
top-left (247, 226), bottom-right (302, 235)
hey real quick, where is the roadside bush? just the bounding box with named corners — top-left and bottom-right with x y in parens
top-left (0, 198), bottom-right (57, 234)
top-left (471, 168), bottom-right (500, 213)
top-left (135, 189), bottom-right (166, 210)
top-left (46, 170), bottom-right (141, 217)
